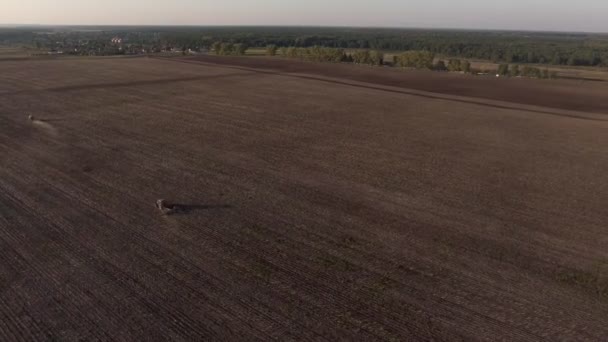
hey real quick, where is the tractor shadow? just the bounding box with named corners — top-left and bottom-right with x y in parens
top-left (39, 118), bottom-right (70, 123)
top-left (170, 203), bottom-right (233, 214)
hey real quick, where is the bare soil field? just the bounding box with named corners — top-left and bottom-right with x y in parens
top-left (0, 47), bottom-right (33, 61)
top-left (464, 60), bottom-right (608, 82)
top-left (180, 55), bottom-right (608, 114)
top-left (375, 53), bottom-right (608, 82)
top-left (1, 57), bottom-right (608, 340)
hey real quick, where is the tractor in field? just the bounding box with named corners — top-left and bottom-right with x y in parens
top-left (156, 199), bottom-right (177, 215)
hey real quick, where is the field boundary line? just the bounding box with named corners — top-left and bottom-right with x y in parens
top-left (155, 57), bottom-right (608, 122)
top-left (0, 72), bottom-right (253, 96)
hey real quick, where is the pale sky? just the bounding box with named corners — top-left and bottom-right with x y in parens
top-left (2, 0), bottom-right (607, 33)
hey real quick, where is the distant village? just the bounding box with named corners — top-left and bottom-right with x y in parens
top-left (39, 35), bottom-right (207, 56)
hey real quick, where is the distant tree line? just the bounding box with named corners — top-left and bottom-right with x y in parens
top-left (268, 45), bottom-right (559, 79)
top-left (496, 64), bottom-right (558, 79)
top-left (271, 46), bottom-right (481, 73)
top-left (273, 46), bottom-right (384, 66)
top-left (450, 59), bottom-right (471, 73)
top-left (394, 51), bottom-right (435, 69)
top-left (266, 44), bottom-right (278, 56)
top-left (433, 59), bottom-right (471, 72)
top-left (4, 26), bottom-right (608, 67)
top-left (211, 42), bottom-right (248, 56)
top-left (349, 50), bottom-right (384, 65)
top-left (193, 27), bottom-right (608, 67)
top-left (280, 46), bottom-right (346, 62)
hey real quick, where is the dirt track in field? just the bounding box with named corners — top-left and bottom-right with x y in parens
top-left (178, 55), bottom-right (608, 114)
top-left (1, 57), bottom-right (607, 341)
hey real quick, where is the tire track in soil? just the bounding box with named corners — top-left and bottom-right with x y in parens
top-left (0, 192), bottom-right (115, 341)
top-left (1, 128), bottom-right (604, 342)
top-left (2, 57), bottom-right (608, 340)
top-left (0, 170), bottom-right (256, 340)
top-left (156, 57), bottom-right (608, 122)
top-left (52, 154), bottom-right (536, 340)
top-left (0, 151), bottom-right (311, 340)
top-left (14, 99), bottom-right (604, 340)
top-left (3, 111), bottom-right (376, 340)
top-left (2, 131), bottom-right (419, 339)
top-left (0, 184), bottom-right (228, 340)
top-left (0, 72), bottom-right (253, 97)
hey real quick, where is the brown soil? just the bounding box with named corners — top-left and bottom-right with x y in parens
top-left (1, 57), bottom-right (607, 340)
top-left (178, 55), bottom-right (608, 114)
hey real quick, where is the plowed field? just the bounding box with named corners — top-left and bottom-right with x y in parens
top-left (1, 56), bottom-right (607, 340)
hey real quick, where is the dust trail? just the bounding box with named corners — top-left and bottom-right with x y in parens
top-left (30, 118), bottom-right (59, 137)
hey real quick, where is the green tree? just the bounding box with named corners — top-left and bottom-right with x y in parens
top-left (551, 53), bottom-right (562, 65)
top-left (447, 59), bottom-right (462, 72)
top-left (497, 63), bottom-right (510, 76)
top-left (369, 50), bottom-right (384, 66)
top-left (461, 60), bottom-right (471, 73)
top-left (395, 51), bottom-right (435, 69)
top-left (266, 44), bottom-right (278, 56)
top-left (567, 56), bottom-right (576, 66)
top-left (234, 43), bottom-right (248, 55)
top-left (352, 50), bottom-right (371, 64)
top-left (220, 42), bottom-right (234, 55)
top-left (510, 65), bottom-right (520, 77)
top-left (522, 66), bottom-right (541, 78)
top-left (211, 41), bottom-right (221, 55)
top-left (541, 69), bottom-right (550, 79)
top-left (434, 60), bottom-right (447, 71)
top-left (286, 47), bottom-right (298, 58)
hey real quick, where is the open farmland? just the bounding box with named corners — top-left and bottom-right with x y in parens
top-left (1, 56), bottom-right (608, 340)
top-left (179, 55), bottom-right (608, 113)
top-left (0, 47), bottom-right (33, 61)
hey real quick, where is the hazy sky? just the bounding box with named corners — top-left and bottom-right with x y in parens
top-left (2, 0), bottom-right (607, 32)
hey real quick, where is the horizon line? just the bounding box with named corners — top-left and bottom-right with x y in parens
top-left (1, 23), bottom-right (607, 35)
